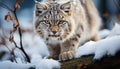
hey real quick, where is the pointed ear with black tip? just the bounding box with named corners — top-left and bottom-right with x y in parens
top-left (60, 1), bottom-right (71, 14)
top-left (81, 0), bottom-right (86, 4)
top-left (35, 1), bottom-right (48, 16)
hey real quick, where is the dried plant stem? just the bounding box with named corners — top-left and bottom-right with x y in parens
top-left (13, 9), bottom-right (30, 63)
top-left (19, 27), bottom-right (30, 63)
top-left (0, 1), bottom-right (30, 63)
top-left (13, 40), bottom-right (18, 48)
top-left (5, 45), bottom-right (17, 63)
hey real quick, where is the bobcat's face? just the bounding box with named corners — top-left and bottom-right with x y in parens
top-left (35, 1), bottom-right (75, 42)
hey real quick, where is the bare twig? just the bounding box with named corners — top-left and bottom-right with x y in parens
top-left (18, 27), bottom-right (30, 62)
top-left (13, 6), bottom-right (30, 62)
top-left (11, 47), bottom-right (18, 63)
top-left (0, 0), bottom-right (30, 63)
top-left (113, 0), bottom-right (120, 10)
top-left (0, 2), bottom-right (13, 12)
top-left (2, 29), bottom-right (18, 63)
top-left (4, 43), bottom-right (18, 63)
top-left (13, 41), bottom-right (18, 48)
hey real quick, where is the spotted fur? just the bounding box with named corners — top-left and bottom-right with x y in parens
top-left (34, 0), bottom-right (101, 61)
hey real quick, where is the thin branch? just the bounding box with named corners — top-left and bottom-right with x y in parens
top-left (13, 6), bottom-right (30, 63)
top-left (5, 45), bottom-right (11, 53)
top-left (113, 0), bottom-right (120, 10)
top-left (12, 48), bottom-right (18, 63)
top-left (1, 28), bottom-right (18, 63)
top-left (13, 41), bottom-right (19, 48)
top-left (4, 45), bottom-right (17, 63)
top-left (13, 9), bottom-right (22, 47)
top-left (18, 27), bottom-right (30, 63)
top-left (0, 0), bottom-right (30, 63)
top-left (0, 2), bottom-right (13, 12)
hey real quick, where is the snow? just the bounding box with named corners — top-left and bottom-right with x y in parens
top-left (33, 59), bottom-right (60, 69)
top-left (107, 23), bottom-right (120, 37)
top-left (0, 61), bottom-right (34, 69)
top-left (14, 48), bottom-right (27, 63)
top-left (0, 32), bottom-right (60, 69)
top-left (99, 29), bottom-right (110, 39)
top-left (0, 54), bottom-right (60, 69)
top-left (75, 23), bottom-right (120, 60)
top-left (22, 33), bottom-right (49, 57)
top-left (1, 23), bottom-right (120, 69)
top-left (13, 32), bottom-right (49, 58)
top-left (30, 54), bottom-right (42, 64)
top-left (31, 54), bottom-right (61, 69)
top-left (75, 41), bottom-right (96, 57)
top-left (0, 57), bottom-right (60, 69)
top-left (1, 6), bottom-right (120, 69)
top-left (75, 36), bottom-right (120, 59)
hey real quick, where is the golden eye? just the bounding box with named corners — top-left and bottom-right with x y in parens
top-left (59, 21), bottom-right (67, 27)
top-left (40, 21), bottom-right (49, 27)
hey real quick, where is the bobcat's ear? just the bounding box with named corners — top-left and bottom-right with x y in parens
top-left (60, 1), bottom-right (71, 13)
top-left (81, 0), bottom-right (86, 4)
top-left (35, 1), bottom-right (48, 10)
top-left (35, 1), bottom-right (48, 16)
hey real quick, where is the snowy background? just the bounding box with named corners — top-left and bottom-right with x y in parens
top-left (0, 0), bottom-right (120, 69)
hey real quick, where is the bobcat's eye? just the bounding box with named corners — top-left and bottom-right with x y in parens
top-left (40, 21), bottom-right (49, 28)
top-left (59, 21), bottom-right (67, 27)
top-left (64, 10), bottom-right (69, 13)
top-left (38, 11), bottom-right (42, 14)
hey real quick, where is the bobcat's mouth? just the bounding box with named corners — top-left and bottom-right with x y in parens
top-left (48, 35), bottom-right (60, 37)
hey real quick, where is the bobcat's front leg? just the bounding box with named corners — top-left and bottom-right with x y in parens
top-left (47, 44), bottom-right (60, 59)
top-left (59, 34), bottom-right (81, 61)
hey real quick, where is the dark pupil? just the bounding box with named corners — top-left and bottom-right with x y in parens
top-left (65, 10), bottom-right (69, 13)
top-left (38, 11), bottom-right (42, 13)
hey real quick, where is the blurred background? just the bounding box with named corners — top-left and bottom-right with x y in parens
top-left (0, 0), bottom-right (120, 30)
top-left (0, 0), bottom-right (120, 60)
top-left (94, 0), bottom-right (120, 29)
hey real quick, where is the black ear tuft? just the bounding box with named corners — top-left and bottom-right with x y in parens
top-left (60, 1), bottom-right (71, 13)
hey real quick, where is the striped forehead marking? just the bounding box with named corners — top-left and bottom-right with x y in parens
top-left (47, 3), bottom-right (60, 25)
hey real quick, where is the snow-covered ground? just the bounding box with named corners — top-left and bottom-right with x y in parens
top-left (1, 7), bottom-right (120, 69)
top-left (1, 0), bottom-right (120, 68)
top-left (0, 32), bottom-right (61, 69)
top-left (75, 23), bottom-right (120, 60)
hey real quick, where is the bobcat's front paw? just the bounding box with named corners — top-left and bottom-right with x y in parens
top-left (59, 50), bottom-right (75, 61)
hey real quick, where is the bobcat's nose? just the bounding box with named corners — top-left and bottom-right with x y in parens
top-left (52, 31), bottom-right (57, 34)
top-left (51, 26), bottom-right (59, 34)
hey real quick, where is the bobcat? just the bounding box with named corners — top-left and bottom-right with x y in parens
top-left (34, 0), bottom-right (101, 61)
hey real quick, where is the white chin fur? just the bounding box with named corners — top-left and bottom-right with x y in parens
top-left (47, 39), bottom-right (61, 45)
